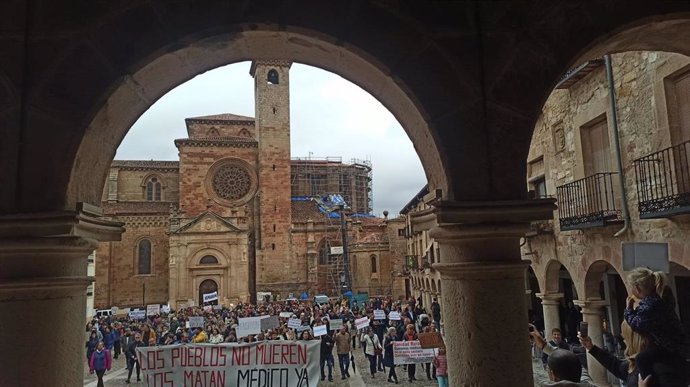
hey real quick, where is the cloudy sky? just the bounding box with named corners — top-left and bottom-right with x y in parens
top-left (116, 62), bottom-right (427, 216)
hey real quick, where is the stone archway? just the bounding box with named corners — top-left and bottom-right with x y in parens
top-left (198, 279), bottom-right (218, 306)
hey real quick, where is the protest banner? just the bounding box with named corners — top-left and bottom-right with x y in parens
top-left (236, 317), bottom-right (263, 338)
top-left (355, 317), bottom-right (370, 330)
top-left (188, 316), bottom-right (204, 328)
top-left (388, 311), bottom-right (401, 321)
top-left (202, 291), bottom-right (218, 303)
top-left (161, 305), bottom-right (171, 314)
top-left (279, 312), bottom-right (293, 318)
top-left (146, 304), bottom-right (160, 316)
top-left (418, 332), bottom-right (445, 349)
top-left (329, 319), bottom-right (343, 331)
top-left (129, 309), bottom-right (146, 320)
top-left (313, 325), bottom-right (328, 337)
top-left (288, 318), bottom-right (302, 330)
top-left (373, 309), bottom-right (386, 320)
top-left (260, 315), bottom-right (279, 331)
top-left (393, 341), bottom-right (435, 365)
top-left (136, 341), bottom-right (320, 387)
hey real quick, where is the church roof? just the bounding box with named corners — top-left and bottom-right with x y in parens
top-left (292, 199), bottom-right (326, 223)
top-left (111, 160), bottom-right (179, 170)
top-left (185, 113), bottom-right (255, 123)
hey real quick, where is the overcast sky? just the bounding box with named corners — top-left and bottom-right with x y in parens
top-left (116, 62), bottom-right (426, 216)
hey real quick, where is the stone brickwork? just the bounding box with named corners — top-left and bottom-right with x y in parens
top-left (525, 51), bottom-right (690, 302)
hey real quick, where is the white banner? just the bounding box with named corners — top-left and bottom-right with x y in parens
top-left (373, 309), bottom-right (386, 320)
top-left (202, 291), bottom-right (218, 303)
top-left (313, 325), bottom-right (328, 337)
top-left (279, 312), bottom-right (294, 318)
top-left (355, 317), bottom-right (370, 330)
top-left (236, 317), bottom-right (263, 338)
top-left (188, 316), bottom-right (204, 328)
top-left (393, 340), bottom-right (435, 364)
top-left (329, 319), bottom-right (343, 331)
top-left (288, 318), bottom-right (302, 330)
top-left (129, 309), bottom-right (146, 320)
top-left (136, 341), bottom-right (320, 386)
top-left (146, 304), bottom-right (160, 316)
top-left (388, 311), bottom-right (401, 321)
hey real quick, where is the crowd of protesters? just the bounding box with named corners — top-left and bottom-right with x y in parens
top-left (85, 295), bottom-right (446, 385)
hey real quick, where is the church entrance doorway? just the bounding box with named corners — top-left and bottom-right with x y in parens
top-left (199, 279), bottom-right (218, 306)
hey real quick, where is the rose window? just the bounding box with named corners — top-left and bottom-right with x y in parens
top-left (211, 165), bottom-right (252, 200)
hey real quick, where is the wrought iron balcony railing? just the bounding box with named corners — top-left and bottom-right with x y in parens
top-left (634, 140), bottom-right (690, 218)
top-left (556, 173), bottom-right (622, 231)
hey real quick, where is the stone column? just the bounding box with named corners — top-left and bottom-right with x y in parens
top-left (574, 299), bottom-right (611, 387)
top-left (0, 209), bottom-right (122, 386)
top-left (429, 199), bottom-right (555, 386)
top-left (536, 292), bottom-right (563, 337)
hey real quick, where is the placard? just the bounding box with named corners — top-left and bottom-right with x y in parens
top-left (188, 316), bottom-right (204, 328)
top-left (388, 311), bottom-right (401, 321)
top-left (136, 341), bottom-right (320, 386)
top-left (313, 325), bottom-right (328, 337)
top-left (146, 304), bottom-right (160, 316)
top-left (393, 340), bottom-right (436, 364)
top-left (418, 332), bottom-right (445, 349)
top-left (355, 317), bottom-right (370, 330)
top-left (129, 309), bottom-right (146, 320)
top-left (202, 291), bottom-right (218, 303)
top-left (237, 317), bottom-right (263, 338)
top-left (279, 312), bottom-right (294, 318)
top-left (161, 305), bottom-right (171, 314)
top-left (288, 318), bottom-right (302, 330)
top-left (329, 319), bottom-right (343, 331)
top-left (374, 309), bottom-right (386, 320)
top-left (261, 315), bottom-right (279, 331)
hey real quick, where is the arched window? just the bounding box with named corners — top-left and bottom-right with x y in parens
top-left (208, 127), bottom-right (220, 137)
top-left (146, 177), bottom-right (162, 201)
top-left (238, 128), bottom-right (251, 137)
top-left (138, 239), bottom-right (152, 275)
top-left (199, 255), bottom-right (218, 264)
top-left (267, 69), bottom-right (279, 84)
top-left (370, 255), bottom-right (378, 273)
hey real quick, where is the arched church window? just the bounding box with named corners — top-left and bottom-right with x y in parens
top-left (238, 128), bottom-right (251, 137)
top-left (138, 239), bottom-right (152, 275)
top-left (370, 255), bottom-right (378, 273)
top-left (208, 127), bottom-right (220, 137)
top-left (267, 69), bottom-right (279, 84)
top-left (318, 239), bottom-right (331, 265)
top-left (146, 177), bottom-right (162, 201)
top-left (200, 255), bottom-right (218, 264)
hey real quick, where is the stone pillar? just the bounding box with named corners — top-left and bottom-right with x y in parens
top-left (430, 199), bottom-right (555, 386)
top-left (575, 299), bottom-right (611, 387)
top-left (537, 292), bottom-right (563, 337)
top-left (0, 209), bottom-right (122, 386)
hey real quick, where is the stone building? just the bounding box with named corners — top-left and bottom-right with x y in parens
top-left (94, 61), bottom-right (406, 309)
top-left (524, 52), bottom-right (690, 385)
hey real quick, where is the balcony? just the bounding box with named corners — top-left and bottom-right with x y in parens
top-left (634, 140), bottom-right (690, 218)
top-left (556, 173), bottom-right (623, 231)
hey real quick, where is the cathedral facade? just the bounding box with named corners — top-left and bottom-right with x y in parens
top-left (94, 61), bottom-right (407, 309)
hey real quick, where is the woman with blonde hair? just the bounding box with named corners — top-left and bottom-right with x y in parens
top-left (624, 267), bottom-right (689, 383)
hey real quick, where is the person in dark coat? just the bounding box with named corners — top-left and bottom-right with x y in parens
top-left (86, 331), bottom-right (99, 362)
top-left (319, 324), bottom-right (335, 382)
top-left (383, 327), bottom-right (399, 383)
top-left (125, 332), bottom-right (145, 384)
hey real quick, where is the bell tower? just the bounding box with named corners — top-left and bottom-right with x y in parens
top-left (250, 60), bottom-right (295, 296)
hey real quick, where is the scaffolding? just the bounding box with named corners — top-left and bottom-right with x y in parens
top-left (290, 156), bottom-right (373, 214)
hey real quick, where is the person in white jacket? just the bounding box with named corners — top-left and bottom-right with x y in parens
top-left (361, 327), bottom-right (382, 378)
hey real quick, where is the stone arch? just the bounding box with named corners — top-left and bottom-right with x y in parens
top-left (583, 260), bottom-right (624, 301)
top-left (543, 260), bottom-right (563, 294)
top-left (188, 247), bottom-right (229, 269)
top-left (198, 278), bottom-right (218, 306)
top-left (68, 29), bottom-right (447, 212)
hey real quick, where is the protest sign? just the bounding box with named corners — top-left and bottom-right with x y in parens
top-left (288, 318), bottom-right (302, 330)
top-left (136, 341), bottom-right (320, 386)
top-left (236, 317), bottom-right (263, 338)
top-left (313, 325), bottom-right (328, 337)
top-left (355, 317), bottom-right (370, 330)
top-left (418, 332), bottom-right (445, 349)
top-left (213, 304), bottom-right (223, 311)
top-left (146, 304), bottom-right (160, 316)
top-left (393, 341), bottom-right (435, 364)
top-left (188, 316), bottom-right (204, 328)
top-left (202, 291), bottom-right (218, 303)
top-left (279, 312), bottom-right (293, 318)
top-left (388, 311), bottom-right (401, 321)
top-left (129, 309), bottom-right (146, 320)
top-left (261, 315), bottom-right (279, 331)
top-left (373, 309), bottom-right (386, 320)
top-left (329, 319), bottom-right (343, 331)
top-left (161, 305), bottom-right (171, 314)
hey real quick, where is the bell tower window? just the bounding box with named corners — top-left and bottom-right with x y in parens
top-left (267, 69), bottom-right (279, 84)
